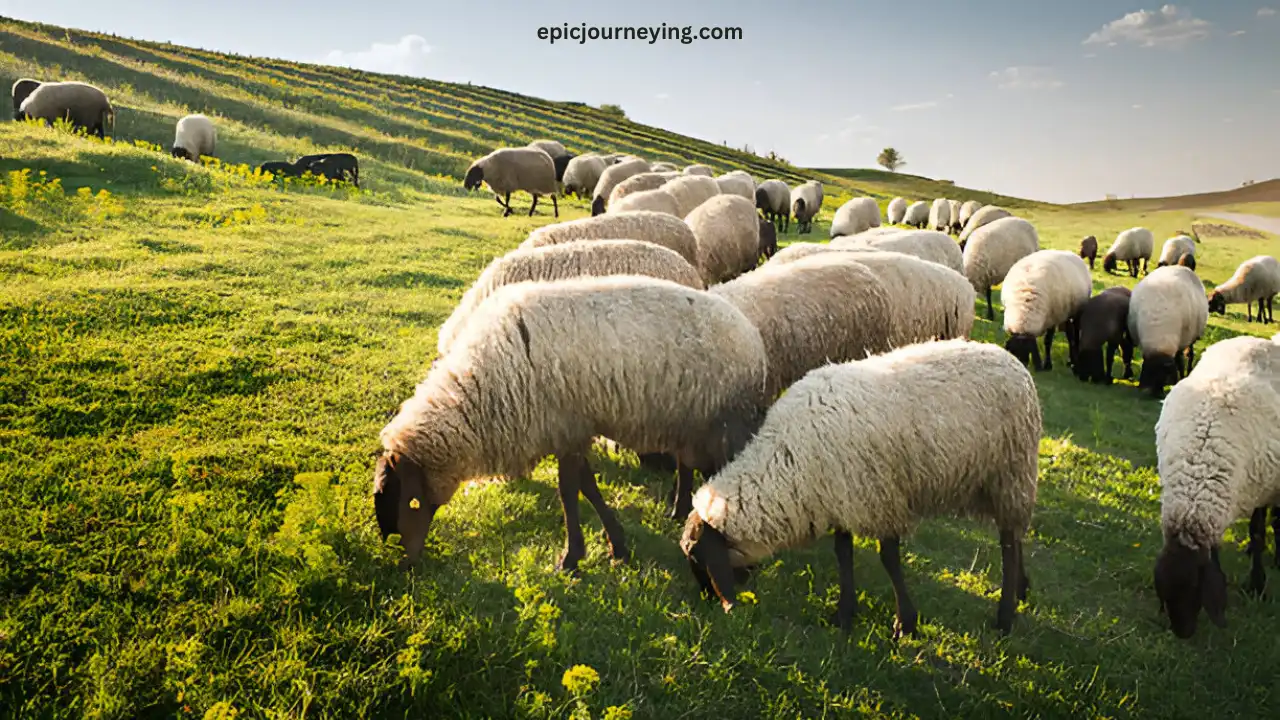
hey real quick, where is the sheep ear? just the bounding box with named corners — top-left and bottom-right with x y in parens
top-left (1200, 552), bottom-right (1228, 628)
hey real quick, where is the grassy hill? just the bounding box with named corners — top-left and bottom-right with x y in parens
top-left (2, 14), bottom-right (1280, 720)
top-left (1070, 178), bottom-right (1280, 213)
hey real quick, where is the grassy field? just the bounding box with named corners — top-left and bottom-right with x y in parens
top-left (3, 14), bottom-right (1280, 720)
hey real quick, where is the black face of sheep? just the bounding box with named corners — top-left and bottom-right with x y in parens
top-left (680, 514), bottom-right (741, 611)
top-left (171, 147), bottom-right (193, 162)
top-left (1137, 355), bottom-right (1178, 398)
top-left (757, 217), bottom-right (778, 260)
top-left (553, 154), bottom-right (573, 183)
top-left (1207, 292), bottom-right (1227, 316)
top-left (463, 165), bottom-right (485, 191)
top-left (1177, 253), bottom-right (1196, 271)
top-left (1102, 252), bottom-right (1118, 274)
top-left (1154, 542), bottom-right (1228, 639)
top-left (590, 196), bottom-right (606, 216)
top-left (1004, 334), bottom-right (1041, 370)
top-left (373, 453), bottom-right (442, 567)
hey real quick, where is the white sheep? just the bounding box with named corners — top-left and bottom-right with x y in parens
top-left (1157, 234), bottom-right (1196, 268)
top-left (947, 199), bottom-right (963, 233)
top-left (886, 197), bottom-right (908, 225)
top-left (962, 216), bottom-right (1041, 321)
top-left (522, 211), bottom-right (699, 267)
top-left (903, 201), bottom-right (929, 229)
top-left (716, 172), bottom-right (756, 201)
top-left (1102, 227), bottom-right (1154, 278)
top-left (958, 205), bottom-right (1012, 245)
top-left (17, 80), bottom-right (114, 139)
top-left (1000, 250), bottom-right (1093, 371)
top-left (171, 113), bottom-right (216, 162)
top-left (1207, 255), bottom-right (1280, 323)
top-left (680, 338), bottom-right (1039, 637)
top-left (828, 197), bottom-right (882, 238)
top-left (929, 198), bottom-right (952, 232)
top-left (607, 171), bottom-right (680, 208)
top-left (10, 78), bottom-right (40, 116)
top-left (376, 275), bottom-right (770, 569)
top-left (1154, 334), bottom-right (1280, 638)
top-left (686, 194), bottom-right (760, 285)
top-left (684, 164), bottom-right (715, 177)
top-left (590, 157), bottom-right (651, 215)
top-left (464, 147), bottom-right (559, 218)
top-left (664, 175), bottom-right (722, 218)
top-left (1128, 265), bottom-right (1209, 399)
top-left (833, 229), bottom-right (963, 273)
top-left (755, 179), bottom-right (791, 232)
top-left (609, 187), bottom-right (680, 216)
top-left (791, 181), bottom-right (824, 234)
top-left (561, 154), bottom-right (606, 198)
top-left (958, 200), bottom-right (983, 229)
top-left (650, 161), bottom-right (680, 172)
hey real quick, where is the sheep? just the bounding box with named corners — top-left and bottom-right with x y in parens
top-left (958, 206), bottom-right (1013, 245)
top-left (258, 160), bottom-right (304, 178)
top-left (1158, 235), bottom-right (1196, 268)
top-left (1079, 235), bottom-right (1098, 269)
top-left (755, 179), bottom-right (791, 232)
top-left (1178, 252), bottom-right (1197, 271)
top-left (791, 181), bottom-right (823, 234)
top-left (958, 200), bottom-right (983, 229)
top-left (16, 81), bottom-right (114, 139)
top-left (833, 229), bottom-right (964, 274)
top-left (684, 164), bottom-right (714, 177)
top-left (903, 201), bottom-right (929, 229)
top-left (962, 216), bottom-right (1042, 321)
top-left (757, 216), bottom-right (778, 261)
top-left (1000, 250), bottom-right (1093, 372)
top-left (680, 338), bottom-right (1039, 637)
top-left (436, 239), bottom-right (706, 356)
top-left (279, 152), bottom-right (360, 186)
top-left (464, 147), bottom-right (559, 218)
top-left (560, 154), bottom-right (604, 198)
top-left (710, 254), bottom-right (897, 397)
top-left (828, 197), bottom-right (882, 238)
top-left (1073, 287), bottom-right (1134, 385)
top-left (170, 113), bottom-right (216, 163)
top-left (1128, 265), bottom-right (1209, 399)
top-left (664, 175), bottom-right (722, 218)
top-left (716, 172), bottom-right (756, 201)
top-left (650, 161), bottom-right (680, 172)
top-left (599, 153), bottom-right (628, 165)
top-left (375, 275), bottom-right (770, 569)
top-left (1208, 255), bottom-right (1280, 323)
top-left (1153, 334), bottom-right (1280, 638)
top-left (947, 199), bottom-right (963, 234)
top-left (764, 242), bottom-right (837, 266)
top-left (522, 211), bottom-right (699, 267)
top-left (929, 198), bottom-right (952, 232)
top-left (10, 78), bottom-right (39, 116)
top-left (607, 171), bottom-right (680, 208)
top-left (686, 194), bottom-right (761, 285)
top-left (590, 157), bottom-right (651, 215)
top-left (527, 139), bottom-right (567, 159)
top-left (1102, 227), bottom-right (1154, 278)
top-left (609, 187), bottom-right (680, 216)
top-left (886, 197), bottom-right (908, 225)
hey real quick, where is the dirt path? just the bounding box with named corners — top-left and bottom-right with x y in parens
top-left (1198, 212), bottom-right (1280, 236)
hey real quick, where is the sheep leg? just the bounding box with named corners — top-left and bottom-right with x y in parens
top-left (1041, 328), bottom-right (1055, 371)
top-left (1029, 340), bottom-right (1043, 372)
top-left (984, 287), bottom-right (995, 321)
top-left (574, 459), bottom-right (630, 564)
top-left (1247, 507), bottom-right (1268, 597)
top-left (1186, 343), bottom-right (1196, 375)
top-left (528, 194), bottom-right (539, 216)
top-left (1174, 352), bottom-right (1185, 381)
top-left (1247, 301), bottom-right (1253, 322)
top-left (1269, 296), bottom-right (1275, 323)
top-left (878, 536), bottom-right (918, 640)
top-left (551, 194), bottom-right (559, 218)
top-left (555, 455), bottom-right (588, 574)
top-left (1272, 506), bottom-right (1280, 569)
top-left (830, 530), bottom-right (858, 633)
top-left (501, 192), bottom-right (514, 217)
top-left (667, 463), bottom-right (696, 520)
top-left (1121, 336), bottom-right (1135, 379)
top-left (994, 529), bottom-right (1022, 634)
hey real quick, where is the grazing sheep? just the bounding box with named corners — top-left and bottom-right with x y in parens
top-left (376, 275), bottom-right (770, 569)
top-left (305, 153), bottom-right (360, 186)
top-left (599, 153), bottom-right (628, 165)
top-left (710, 254), bottom-right (897, 397)
top-left (1208, 255), bottom-right (1280, 323)
top-left (716, 171), bottom-right (756, 201)
top-left (591, 157), bottom-right (651, 215)
top-left (903, 201), bottom-right (930, 229)
top-left (436, 239), bottom-right (706, 356)
top-left (1073, 287), bottom-right (1134, 384)
top-left (828, 197), bottom-right (882, 238)
top-left (1128, 265), bottom-right (1209, 399)
top-left (562, 154), bottom-right (607, 198)
top-left (947, 199), bottom-right (963, 234)
top-left (684, 164), bottom-right (715, 177)
top-left (1158, 235), bottom-right (1196, 268)
top-left (791, 181), bottom-right (824, 234)
top-left (1000, 250), bottom-right (1093, 371)
top-left (16, 81), bottom-right (114, 139)
top-left (1102, 227), bottom-right (1154, 278)
top-left (609, 187), bottom-right (680, 216)
top-left (1079, 235), bottom-right (1098, 269)
top-left (833, 229), bottom-right (964, 274)
top-left (755, 179), bottom-right (791, 232)
top-left (962, 216), bottom-right (1042, 321)
top-left (832, 249), bottom-right (976, 346)
top-left (170, 113), bottom-right (216, 162)
top-left (258, 160), bottom-right (303, 178)
top-left (607, 171), bottom-right (680, 208)
top-left (958, 200), bottom-right (983, 229)
top-left (10, 78), bottom-right (39, 116)
top-left (665, 175), bottom-right (722, 218)
top-left (886, 197), bottom-right (908, 225)
top-left (522, 211), bottom-right (699, 267)
top-left (650, 161), bottom-right (680, 172)
top-left (1154, 335), bottom-right (1280, 638)
top-left (757, 216), bottom-right (778, 261)
top-left (686, 194), bottom-right (761, 285)
top-left (763, 242), bottom-right (836, 266)
top-left (527, 139), bottom-right (567, 159)
top-left (929, 198), bottom-right (952, 232)
top-left (465, 147), bottom-right (559, 217)
top-left (958, 206), bottom-right (1013, 245)
top-left (1178, 252), bottom-right (1197, 271)
top-left (681, 338), bottom-right (1039, 637)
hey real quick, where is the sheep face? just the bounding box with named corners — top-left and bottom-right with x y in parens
top-left (590, 196), bottom-right (606, 216)
top-left (463, 164), bottom-right (485, 191)
top-left (1153, 541), bottom-right (1228, 639)
top-left (171, 147), bottom-right (193, 162)
top-left (757, 217), bottom-right (778, 260)
top-left (1207, 291), bottom-right (1227, 316)
top-left (680, 514), bottom-right (749, 611)
top-left (373, 453), bottom-right (442, 567)
top-left (792, 198), bottom-right (806, 217)
top-left (1102, 252), bottom-right (1118, 274)
top-left (553, 154), bottom-right (572, 183)
top-left (1177, 253), bottom-right (1196, 271)
top-left (1137, 354), bottom-right (1177, 397)
top-left (1003, 334), bottom-right (1038, 368)
top-left (754, 187), bottom-right (770, 212)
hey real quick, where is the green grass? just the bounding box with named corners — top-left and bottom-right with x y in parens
top-left (2, 15), bottom-right (1280, 720)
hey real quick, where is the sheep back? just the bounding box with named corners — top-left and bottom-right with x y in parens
top-left (962, 216), bottom-right (1041, 291)
top-left (684, 164), bottom-right (715, 177)
top-left (172, 113), bottom-right (217, 160)
top-left (562, 154), bottom-right (607, 197)
top-left (929, 198), bottom-right (952, 230)
top-left (686, 194), bottom-right (761, 285)
top-left (1128, 265), bottom-right (1208, 359)
top-left (467, 147), bottom-right (557, 197)
top-left (1105, 227), bottom-right (1155, 263)
top-left (958, 200), bottom-right (983, 228)
top-left (886, 197), bottom-right (908, 224)
top-left (716, 173), bottom-right (756, 201)
top-left (1158, 235), bottom-right (1196, 266)
top-left (838, 249), bottom-right (976, 345)
top-left (608, 171), bottom-right (680, 206)
top-left (523, 211), bottom-right (699, 266)
top-left (903, 201), bottom-right (930, 227)
top-left (958, 206), bottom-right (1012, 243)
top-left (528, 139), bottom-right (568, 158)
top-left (610, 187), bottom-right (679, 216)
top-left (591, 158), bottom-right (651, 214)
top-left (1000, 250), bottom-right (1092, 337)
top-left (665, 175), bottom-right (722, 218)
top-left (834, 229), bottom-right (963, 273)
top-left (829, 197), bottom-right (882, 238)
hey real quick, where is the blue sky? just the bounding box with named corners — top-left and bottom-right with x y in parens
top-left (1, 0), bottom-right (1277, 203)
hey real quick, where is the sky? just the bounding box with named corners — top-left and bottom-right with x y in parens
top-left (1, 0), bottom-right (1277, 204)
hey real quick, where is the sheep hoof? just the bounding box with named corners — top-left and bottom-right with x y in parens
top-left (891, 612), bottom-right (918, 641)
top-left (556, 552), bottom-right (584, 575)
top-left (608, 545), bottom-right (632, 565)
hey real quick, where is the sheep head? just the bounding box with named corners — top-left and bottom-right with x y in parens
top-left (373, 452), bottom-right (441, 568)
top-left (463, 163), bottom-right (485, 191)
top-left (1153, 540), bottom-right (1227, 639)
top-left (679, 513), bottom-right (739, 612)
top-left (1003, 334), bottom-right (1039, 369)
top-left (171, 147), bottom-right (193, 162)
top-left (1207, 291), bottom-right (1226, 315)
top-left (590, 196), bottom-right (606, 216)
top-left (1102, 252), bottom-right (1118, 274)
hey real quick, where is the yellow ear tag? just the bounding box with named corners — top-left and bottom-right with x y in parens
top-left (409, 498), bottom-right (421, 510)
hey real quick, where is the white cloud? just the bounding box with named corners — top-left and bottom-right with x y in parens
top-left (818, 115), bottom-right (879, 145)
top-left (655, 92), bottom-right (670, 100)
top-left (1231, 30), bottom-right (1247, 36)
top-left (324, 35), bottom-right (432, 76)
top-left (1259, 7), bottom-right (1277, 17)
top-left (1132, 103), bottom-right (1144, 109)
top-left (989, 65), bottom-right (1064, 90)
top-left (1083, 5), bottom-right (1212, 48)
top-left (1084, 52), bottom-right (1098, 58)
top-left (892, 100), bottom-right (939, 112)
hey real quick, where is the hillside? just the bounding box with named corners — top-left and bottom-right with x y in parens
top-left (1069, 178), bottom-right (1280, 212)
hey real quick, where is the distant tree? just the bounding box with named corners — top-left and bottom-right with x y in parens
top-left (877, 147), bottom-right (905, 172)
top-left (598, 104), bottom-right (627, 119)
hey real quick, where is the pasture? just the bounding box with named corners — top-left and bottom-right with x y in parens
top-left (3, 15), bottom-right (1280, 720)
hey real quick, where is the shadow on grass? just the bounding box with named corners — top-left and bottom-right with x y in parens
top-left (0, 207), bottom-right (50, 247)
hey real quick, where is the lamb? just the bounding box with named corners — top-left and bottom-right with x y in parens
top-left (1127, 265), bottom-right (1209, 399)
top-left (10, 78), bottom-right (39, 116)
top-left (664, 175), bottom-right (722, 218)
top-left (607, 171), bottom-right (680, 208)
top-left (16, 81), bottom-right (114, 139)
top-left (1079, 235), bottom-right (1098, 269)
top-left (464, 147), bottom-right (559, 218)
top-left (929, 198), bottom-right (952, 232)
top-left (962, 216), bottom-right (1042, 320)
top-left (1102, 227), bottom-right (1154, 278)
top-left (685, 194), bottom-right (761, 285)
top-left (1153, 334), bottom-right (1280, 638)
top-left (833, 229), bottom-right (964, 273)
top-left (590, 157), bottom-right (651, 215)
top-left (375, 275), bottom-right (770, 570)
top-left (791, 181), bottom-right (824, 234)
top-left (828, 197), bottom-right (882, 238)
top-left (609, 187), bottom-right (679, 216)
top-left (958, 206), bottom-right (1012, 245)
top-left (710, 254), bottom-right (897, 397)
top-left (305, 153), bottom-right (360, 186)
top-left (170, 113), bottom-right (216, 162)
top-left (561, 154), bottom-right (607, 198)
top-left (1158, 234), bottom-right (1196, 268)
top-left (1072, 287), bottom-right (1134, 384)
top-left (958, 200), bottom-right (983, 229)
top-left (886, 197), bottom-right (908, 225)
top-left (947, 199), bottom-right (963, 234)
top-left (522, 211), bottom-right (699, 267)
top-left (650, 161), bottom-right (680, 172)
top-left (716, 171), bottom-right (756, 201)
top-left (755, 179), bottom-right (791, 232)
top-left (1000, 250), bottom-right (1093, 372)
top-left (684, 164), bottom-right (715, 177)
top-left (1207, 255), bottom-right (1280, 323)
top-left (681, 338), bottom-right (1039, 637)
top-left (435, 240), bottom-right (706, 356)
top-left (903, 201), bottom-right (930, 229)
